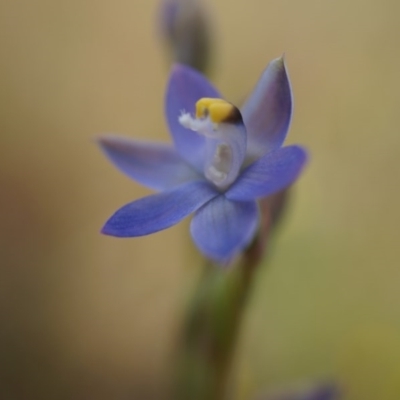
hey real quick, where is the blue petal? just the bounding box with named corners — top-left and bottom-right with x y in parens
top-left (190, 195), bottom-right (259, 263)
top-left (165, 64), bottom-right (221, 170)
top-left (102, 181), bottom-right (217, 237)
top-left (98, 135), bottom-right (201, 191)
top-left (241, 56), bottom-right (293, 162)
top-left (226, 145), bottom-right (307, 201)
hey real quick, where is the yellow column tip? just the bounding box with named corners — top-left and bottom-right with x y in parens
top-left (195, 98), bottom-right (237, 123)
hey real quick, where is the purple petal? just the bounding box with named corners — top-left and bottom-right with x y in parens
top-left (226, 145), bottom-right (307, 201)
top-left (98, 135), bottom-right (201, 191)
top-left (241, 56), bottom-right (293, 162)
top-left (165, 64), bottom-right (221, 170)
top-left (102, 181), bottom-right (217, 237)
top-left (190, 195), bottom-right (258, 263)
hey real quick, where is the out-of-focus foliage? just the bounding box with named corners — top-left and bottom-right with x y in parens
top-left (158, 0), bottom-right (212, 73)
top-left (1, 1), bottom-right (400, 399)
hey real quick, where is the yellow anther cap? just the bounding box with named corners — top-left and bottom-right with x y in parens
top-left (195, 98), bottom-right (241, 124)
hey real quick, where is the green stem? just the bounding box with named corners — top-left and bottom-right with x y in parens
top-left (175, 239), bottom-right (262, 400)
top-left (174, 190), bottom-right (287, 399)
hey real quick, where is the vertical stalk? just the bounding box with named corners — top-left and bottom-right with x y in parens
top-left (175, 231), bottom-right (266, 400)
top-left (174, 151), bottom-right (288, 400)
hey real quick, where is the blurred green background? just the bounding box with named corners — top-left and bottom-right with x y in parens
top-left (1, 1), bottom-right (400, 399)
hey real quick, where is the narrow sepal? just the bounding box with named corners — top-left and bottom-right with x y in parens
top-left (242, 56), bottom-right (293, 162)
top-left (98, 135), bottom-right (201, 191)
top-left (102, 181), bottom-right (217, 237)
top-left (226, 145), bottom-right (307, 201)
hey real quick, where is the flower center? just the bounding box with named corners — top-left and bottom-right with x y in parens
top-left (179, 98), bottom-right (246, 189)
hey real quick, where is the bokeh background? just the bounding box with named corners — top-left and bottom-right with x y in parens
top-left (1, 1), bottom-right (400, 399)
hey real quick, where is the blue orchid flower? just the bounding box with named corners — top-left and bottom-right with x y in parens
top-left (99, 56), bottom-right (307, 263)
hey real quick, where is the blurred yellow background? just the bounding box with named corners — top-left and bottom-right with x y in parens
top-left (1, 1), bottom-right (400, 399)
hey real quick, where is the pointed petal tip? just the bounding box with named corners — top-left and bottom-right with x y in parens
top-left (96, 134), bottom-right (114, 147)
top-left (100, 222), bottom-right (129, 238)
top-left (293, 144), bottom-right (309, 165)
top-left (96, 133), bottom-right (112, 142)
top-left (276, 53), bottom-right (285, 62)
top-left (95, 134), bottom-right (130, 154)
top-left (170, 62), bottom-right (183, 74)
top-left (92, 134), bottom-right (108, 148)
top-left (169, 62), bottom-right (210, 84)
top-left (100, 224), bottom-right (110, 236)
top-left (292, 145), bottom-right (309, 176)
top-left (281, 144), bottom-right (309, 173)
top-left (278, 52), bottom-right (286, 62)
top-left (100, 212), bottom-right (134, 237)
top-left (269, 54), bottom-right (288, 73)
top-left (242, 56), bottom-right (293, 159)
top-left (96, 134), bottom-right (129, 151)
top-left (170, 62), bottom-right (196, 77)
top-left (100, 220), bottom-right (120, 237)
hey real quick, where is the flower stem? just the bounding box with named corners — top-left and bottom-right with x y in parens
top-left (174, 190), bottom-right (288, 399)
top-left (175, 240), bottom-right (262, 400)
